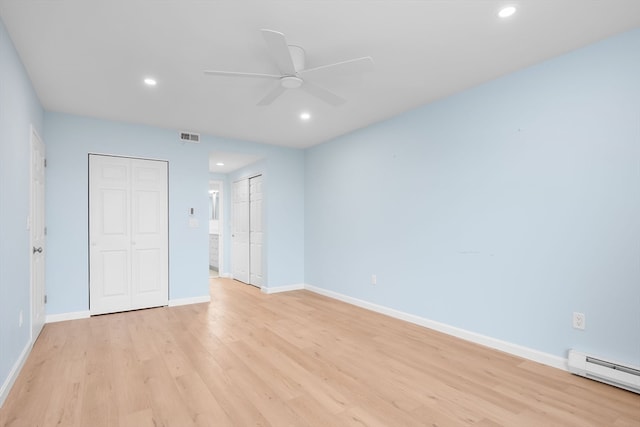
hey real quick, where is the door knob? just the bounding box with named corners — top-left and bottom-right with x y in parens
top-left (33, 246), bottom-right (43, 254)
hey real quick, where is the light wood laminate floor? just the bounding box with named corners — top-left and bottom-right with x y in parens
top-left (1, 278), bottom-right (638, 426)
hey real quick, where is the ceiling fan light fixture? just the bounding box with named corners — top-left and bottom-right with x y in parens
top-left (300, 112), bottom-right (311, 121)
top-left (498, 6), bottom-right (517, 18)
top-left (144, 77), bottom-right (157, 86)
top-left (281, 76), bottom-right (303, 89)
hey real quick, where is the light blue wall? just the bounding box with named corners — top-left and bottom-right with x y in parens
top-left (0, 18), bottom-right (44, 402)
top-left (305, 29), bottom-right (640, 366)
top-left (44, 113), bottom-right (305, 314)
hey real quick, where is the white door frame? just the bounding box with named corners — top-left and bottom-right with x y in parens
top-left (29, 125), bottom-right (46, 341)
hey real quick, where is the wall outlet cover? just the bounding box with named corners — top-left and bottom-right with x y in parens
top-left (572, 312), bottom-right (585, 330)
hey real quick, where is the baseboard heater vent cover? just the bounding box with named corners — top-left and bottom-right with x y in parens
top-left (568, 349), bottom-right (640, 394)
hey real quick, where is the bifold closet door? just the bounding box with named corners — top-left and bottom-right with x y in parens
top-left (249, 175), bottom-right (263, 287)
top-left (89, 155), bottom-right (168, 315)
top-left (231, 178), bottom-right (250, 284)
top-left (231, 175), bottom-right (263, 287)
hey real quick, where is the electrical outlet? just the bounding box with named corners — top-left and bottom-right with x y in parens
top-left (371, 274), bottom-right (377, 285)
top-left (572, 312), bottom-right (585, 330)
top-left (19, 310), bottom-right (23, 327)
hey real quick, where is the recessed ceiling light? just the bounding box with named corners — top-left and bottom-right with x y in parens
top-left (216, 162), bottom-right (224, 166)
top-left (144, 77), bottom-right (157, 86)
top-left (498, 6), bottom-right (516, 18)
top-left (300, 112), bottom-right (311, 121)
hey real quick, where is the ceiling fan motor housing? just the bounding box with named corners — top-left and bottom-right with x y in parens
top-left (281, 76), bottom-right (303, 89)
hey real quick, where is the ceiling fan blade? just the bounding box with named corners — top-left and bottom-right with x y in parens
top-left (298, 57), bottom-right (374, 81)
top-left (257, 84), bottom-right (287, 106)
top-left (261, 29), bottom-right (296, 75)
top-left (203, 70), bottom-right (281, 79)
top-left (301, 81), bottom-right (345, 106)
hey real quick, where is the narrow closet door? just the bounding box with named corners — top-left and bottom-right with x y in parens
top-left (231, 178), bottom-right (250, 283)
top-left (130, 159), bottom-right (168, 309)
top-left (89, 155), bottom-right (132, 315)
top-left (249, 175), bottom-right (263, 287)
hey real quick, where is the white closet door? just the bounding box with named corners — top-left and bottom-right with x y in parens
top-left (249, 175), bottom-right (263, 287)
top-left (89, 155), bottom-right (168, 315)
top-left (90, 156), bottom-right (132, 314)
top-left (130, 159), bottom-right (169, 309)
top-left (231, 179), bottom-right (250, 283)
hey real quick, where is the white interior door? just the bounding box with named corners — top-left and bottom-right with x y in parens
top-left (90, 155), bottom-right (132, 314)
top-left (249, 175), bottom-right (263, 287)
top-left (130, 159), bottom-right (169, 309)
top-left (89, 155), bottom-right (168, 315)
top-left (30, 127), bottom-right (46, 340)
top-left (231, 179), bottom-right (250, 283)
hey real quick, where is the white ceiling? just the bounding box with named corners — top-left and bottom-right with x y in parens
top-left (1, 1), bottom-right (639, 149)
top-left (208, 151), bottom-right (262, 174)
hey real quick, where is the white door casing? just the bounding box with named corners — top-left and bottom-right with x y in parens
top-left (249, 175), bottom-right (263, 287)
top-left (30, 126), bottom-right (46, 341)
top-left (231, 178), bottom-right (250, 283)
top-left (89, 155), bottom-right (168, 315)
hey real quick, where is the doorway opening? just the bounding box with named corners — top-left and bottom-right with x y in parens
top-left (208, 180), bottom-right (223, 278)
top-left (208, 150), bottom-right (264, 289)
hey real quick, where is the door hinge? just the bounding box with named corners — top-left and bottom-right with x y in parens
top-left (44, 295), bottom-right (47, 304)
top-left (44, 227), bottom-right (47, 236)
top-left (44, 158), bottom-right (47, 167)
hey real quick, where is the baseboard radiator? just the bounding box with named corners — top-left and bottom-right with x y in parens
top-left (568, 349), bottom-right (640, 394)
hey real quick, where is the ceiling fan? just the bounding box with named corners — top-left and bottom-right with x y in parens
top-left (204, 29), bottom-right (374, 106)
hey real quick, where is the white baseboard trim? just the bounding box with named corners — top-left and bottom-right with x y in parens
top-left (261, 284), bottom-right (305, 294)
top-left (44, 296), bottom-right (214, 320)
top-left (304, 284), bottom-right (567, 372)
top-left (219, 272), bottom-right (232, 279)
top-left (168, 295), bottom-right (211, 307)
top-left (45, 310), bottom-right (90, 324)
top-left (0, 339), bottom-right (32, 408)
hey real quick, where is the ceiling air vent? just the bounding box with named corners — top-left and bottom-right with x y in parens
top-left (180, 131), bottom-right (200, 143)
